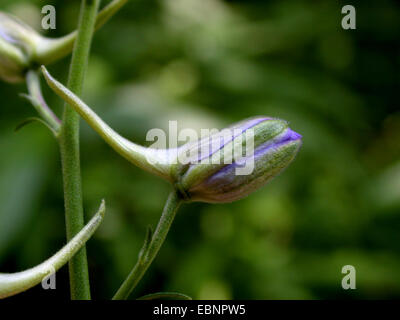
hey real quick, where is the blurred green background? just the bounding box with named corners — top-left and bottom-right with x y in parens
top-left (0, 0), bottom-right (399, 299)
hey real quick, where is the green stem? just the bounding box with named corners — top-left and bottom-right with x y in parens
top-left (59, 0), bottom-right (100, 300)
top-left (113, 191), bottom-right (183, 300)
top-left (35, 0), bottom-right (129, 65)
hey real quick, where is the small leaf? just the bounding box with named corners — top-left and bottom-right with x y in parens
top-left (19, 91), bottom-right (60, 137)
top-left (15, 117), bottom-right (53, 133)
top-left (137, 292), bottom-right (192, 300)
top-left (138, 225), bottom-right (153, 262)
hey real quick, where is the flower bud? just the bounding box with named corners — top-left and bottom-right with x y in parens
top-left (0, 11), bottom-right (77, 83)
top-left (0, 12), bottom-right (39, 82)
top-left (1, 1), bottom-right (129, 83)
top-left (42, 67), bottom-right (302, 204)
top-left (171, 117), bottom-right (302, 203)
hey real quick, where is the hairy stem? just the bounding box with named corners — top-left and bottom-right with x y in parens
top-left (113, 191), bottom-right (183, 300)
top-left (59, 0), bottom-right (100, 300)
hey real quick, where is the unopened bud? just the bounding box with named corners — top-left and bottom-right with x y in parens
top-left (172, 117), bottom-right (302, 203)
top-left (0, 12), bottom-right (40, 82)
top-left (1, 1), bottom-right (129, 83)
top-left (42, 66), bottom-right (302, 204)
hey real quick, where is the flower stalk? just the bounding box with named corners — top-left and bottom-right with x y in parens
top-left (113, 191), bottom-right (182, 300)
top-left (59, 0), bottom-right (100, 300)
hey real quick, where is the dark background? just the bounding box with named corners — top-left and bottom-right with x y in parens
top-left (0, 0), bottom-right (399, 299)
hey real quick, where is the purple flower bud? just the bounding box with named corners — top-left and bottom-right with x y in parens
top-left (172, 117), bottom-right (302, 203)
top-left (42, 66), bottom-right (302, 204)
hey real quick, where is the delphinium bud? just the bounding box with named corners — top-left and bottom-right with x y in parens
top-left (170, 117), bottom-right (302, 203)
top-left (1, 1), bottom-right (129, 83)
top-left (0, 11), bottom-right (80, 83)
top-left (42, 66), bottom-right (302, 204)
top-left (0, 12), bottom-right (39, 82)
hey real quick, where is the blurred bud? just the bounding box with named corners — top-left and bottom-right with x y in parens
top-left (0, 12), bottom-right (40, 82)
top-left (171, 117), bottom-right (302, 203)
top-left (0, 11), bottom-right (77, 83)
top-left (1, 0), bottom-right (129, 83)
top-left (42, 67), bottom-right (302, 203)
